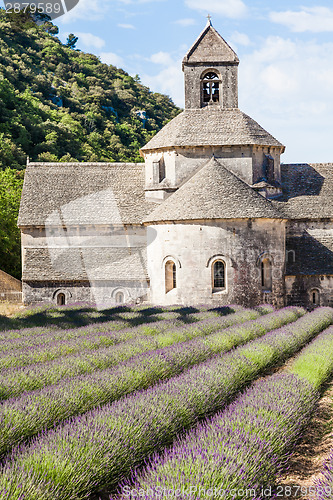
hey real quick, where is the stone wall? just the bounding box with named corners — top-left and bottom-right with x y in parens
top-left (22, 280), bottom-right (149, 306)
top-left (285, 275), bottom-right (333, 308)
top-left (146, 218), bottom-right (286, 307)
top-left (285, 219), bottom-right (333, 308)
top-left (144, 145), bottom-right (282, 202)
top-left (21, 224), bottom-right (149, 306)
top-left (252, 146), bottom-right (281, 184)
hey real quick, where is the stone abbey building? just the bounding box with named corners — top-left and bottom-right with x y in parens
top-left (18, 21), bottom-right (333, 308)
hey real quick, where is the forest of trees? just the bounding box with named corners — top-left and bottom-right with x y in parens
top-left (0, 8), bottom-right (180, 279)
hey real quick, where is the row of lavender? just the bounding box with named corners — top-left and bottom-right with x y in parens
top-left (118, 324), bottom-right (333, 499)
top-left (0, 305), bottom-right (226, 343)
top-left (0, 307), bottom-right (300, 458)
top-left (0, 303), bottom-right (178, 334)
top-left (316, 451), bottom-right (333, 499)
top-left (0, 308), bottom-right (271, 399)
top-left (0, 306), bottom-right (229, 347)
top-left (304, 333), bottom-right (333, 500)
top-left (0, 308), bottom-right (260, 370)
top-left (0, 317), bottom-right (171, 350)
top-left (0, 308), bottom-right (331, 500)
top-left (2, 302), bottom-right (255, 336)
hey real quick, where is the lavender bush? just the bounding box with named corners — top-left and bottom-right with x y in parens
top-left (117, 321), bottom-right (333, 500)
top-left (0, 314), bottom-right (213, 367)
top-left (0, 318), bottom-right (161, 345)
top-left (288, 325), bottom-right (333, 388)
top-left (0, 307), bottom-right (222, 344)
top-left (0, 307), bottom-right (300, 457)
top-left (118, 374), bottom-right (317, 500)
top-left (315, 452), bottom-right (333, 500)
top-left (0, 307), bottom-right (330, 500)
top-left (1, 302), bottom-right (227, 334)
top-left (0, 308), bottom-right (263, 399)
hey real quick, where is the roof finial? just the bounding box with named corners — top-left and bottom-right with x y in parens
top-left (206, 13), bottom-right (212, 26)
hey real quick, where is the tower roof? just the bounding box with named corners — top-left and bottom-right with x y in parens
top-left (144, 157), bottom-right (283, 223)
top-left (141, 108), bottom-right (285, 152)
top-left (183, 21), bottom-right (239, 66)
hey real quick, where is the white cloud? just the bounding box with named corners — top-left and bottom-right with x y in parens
top-left (185, 0), bottom-right (247, 19)
top-left (142, 63), bottom-right (184, 107)
top-left (69, 32), bottom-right (105, 50)
top-left (59, 0), bottom-right (162, 22)
top-left (174, 18), bottom-right (197, 27)
top-left (150, 51), bottom-right (174, 66)
top-left (230, 31), bottom-right (251, 47)
top-left (269, 6), bottom-right (333, 33)
top-left (117, 0), bottom-right (165, 3)
top-left (100, 52), bottom-right (125, 67)
top-left (118, 23), bottom-right (136, 29)
top-left (59, 0), bottom-right (109, 23)
top-left (239, 36), bottom-right (333, 162)
top-left (141, 49), bottom-right (184, 107)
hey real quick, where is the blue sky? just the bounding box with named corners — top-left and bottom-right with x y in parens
top-left (29, 1), bottom-right (333, 162)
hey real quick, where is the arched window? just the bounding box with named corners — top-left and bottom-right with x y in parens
top-left (212, 260), bottom-right (225, 290)
top-left (202, 72), bottom-right (220, 104)
top-left (115, 291), bottom-right (124, 304)
top-left (261, 258), bottom-right (272, 291)
top-left (310, 289), bottom-right (320, 306)
top-left (165, 260), bottom-right (177, 293)
top-left (57, 293), bottom-right (66, 306)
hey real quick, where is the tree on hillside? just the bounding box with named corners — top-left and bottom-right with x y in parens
top-left (43, 21), bottom-right (59, 35)
top-left (66, 34), bottom-right (78, 49)
top-left (0, 8), bottom-right (180, 278)
top-left (0, 169), bottom-right (24, 279)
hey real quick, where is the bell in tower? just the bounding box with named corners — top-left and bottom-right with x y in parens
top-left (182, 17), bottom-right (239, 110)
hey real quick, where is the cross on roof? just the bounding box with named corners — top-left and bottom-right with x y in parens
top-left (206, 13), bottom-right (212, 25)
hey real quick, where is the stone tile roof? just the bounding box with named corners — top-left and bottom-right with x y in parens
top-left (144, 157), bottom-right (283, 223)
top-left (141, 108), bottom-right (284, 151)
top-left (273, 163), bottom-right (333, 219)
top-left (18, 163), bottom-right (154, 227)
top-left (22, 247), bottom-right (148, 281)
top-left (183, 23), bottom-right (239, 65)
top-left (286, 233), bottom-right (333, 275)
top-left (0, 270), bottom-right (22, 291)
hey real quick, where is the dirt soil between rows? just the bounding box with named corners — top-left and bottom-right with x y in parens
top-left (274, 379), bottom-right (333, 500)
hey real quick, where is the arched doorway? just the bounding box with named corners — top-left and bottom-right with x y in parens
top-left (57, 293), bottom-right (66, 306)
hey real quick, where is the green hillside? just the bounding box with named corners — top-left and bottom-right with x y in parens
top-left (0, 9), bottom-right (180, 279)
top-left (0, 9), bottom-right (180, 169)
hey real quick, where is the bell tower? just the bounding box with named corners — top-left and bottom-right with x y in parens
top-left (182, 18), bottom-right (239, 110)
top-left (141, 19), bottom-right (285, 201)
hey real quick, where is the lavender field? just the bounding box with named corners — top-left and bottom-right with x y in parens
top-left (0, 303), bottom-right (332, 500)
